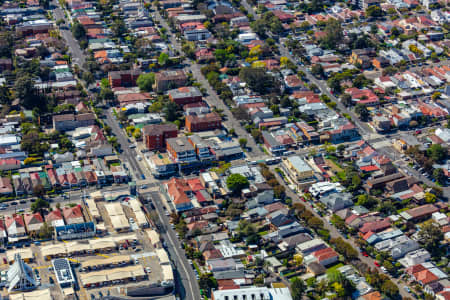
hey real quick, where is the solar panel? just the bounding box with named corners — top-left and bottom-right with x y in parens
top-left (52, 258), bottom-right (74, 284)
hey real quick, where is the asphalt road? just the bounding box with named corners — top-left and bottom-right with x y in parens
top-left (104, 109), bottom-right (201, 300)
top-left (52, 1), bottom-right (201, 295)
top-left (143, 191), bottom-right (200, 300)
top-left (53, 0), bottom-right (86, 70)
top-left (1, 184), bottom-right (129, 214)
top-left (152, 9), bottom-right (265, 158)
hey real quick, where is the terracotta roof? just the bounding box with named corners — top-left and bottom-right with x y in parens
top-left (186, 178), bottom-right (204, 192)
top-left (362, 291), bottom-right (383, 300)
top-left (63, 205), bottom-right (83, 220)
top-left (313, 247), bottom-right (338, 262)
top-left (23, 212), bottom-right (44, 226)
top-left (414, 269), bottom-right (439, 285)
top-left (359, 218), bottom-right (391, 234)
top-left (45, 209), bottom-right (63, 222)
top-left (5, 215), bottom-right (24, 229)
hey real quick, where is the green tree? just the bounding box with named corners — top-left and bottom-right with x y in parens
top-left (100, 87), bottom-right (114, 101)
top-left (251, 129), bottom-right (263, 143)
top-left (33, 184), bottom-right (46, 197)
top-left (426, 144), bottom-right (446, 162)
top-left (320, 18), bottom-right (343, 50)
top-left (39, 222), bottom-right (53, 239)
top-left (356, 194), bottom-right (378, 209)
top-left (31, 198), bottom-right (49, 214)
top-left (238, 138), bottom-right (247, 148)
top-left (158, 52), bottom-right (170, 66)
top-left (433, 168), bottom-right (446, 185)
top-left (341, 93), bottom-right (353, 107)
top-left (307, 216), bottom-right (324, 230)
top-left (136, 73), bottom-right (155, 92)
top-left (164, 101), bottom-right (179, 122)
top-left (381, 280), bottom-right (399, 297)
top-left (355, 104), bottom-right (369, 121)
top-left (226, 173), bottom-right (249, 194)
top-left (239, 67), bottom-right (279, 94)
top-left (366, 5), bottom-right (383, 17)
top-left (418, 222), bottom-right (443, 254)
top-left (311, 64), bottom-right (324, 78)
top-left (424, 192), bottom-right (436, 204)
top-left (71, 21), bottom-right (86, 40)
top-left (291, 277), bottom-right (306, 300)
top-left (14, 75), bottom-right (45, 110)
top-left (111, 19), bottom-right (127, 37)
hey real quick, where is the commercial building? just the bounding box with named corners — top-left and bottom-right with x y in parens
top-left (283, 156), bottom-right (315, 189)
top-left (166, 137), bottom-right (197, 163)
top-left (52, 258), bottom-right (75, 288)
top-left (212, 286), bottom-right (293, 300)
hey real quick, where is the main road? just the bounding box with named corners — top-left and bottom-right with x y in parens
top-left (52, 0), bottom-right (86, 70)
top-left (104, 109), bottom-right (201, 300)
top-left (53, 0), bottom-right (201, 296)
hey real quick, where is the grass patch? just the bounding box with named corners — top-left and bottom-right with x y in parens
top-left (258, 231), bottom-right (269, 236)
top-left (192, 261), bottom-right (202, 275)
top-left (325, 158), bottom-right (344, 172)
top-left (326, 262), bottom-right (344, 274)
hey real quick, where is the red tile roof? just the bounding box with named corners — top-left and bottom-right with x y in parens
top-left (414, 269), bottom-right (439, 285)
top-left (23, 213), bottom-right (43, 226)
top-left (63, 205), bottom-right (83, 220)
top-left (45, 209), bottom-right (63, 222)
top-left (360, 165), bottom-right (380, 172)
top-left (359, 218), bottom-right (391, 234)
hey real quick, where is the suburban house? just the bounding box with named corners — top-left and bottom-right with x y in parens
top-left (45, 209), bottom-right (65, 227)
top-left (0, 177), bottom-right (13, 195)
top-left (63, 205), bottom-right (85, 224)
top-left (23, 213), bottom-right (44, 236)
top-left (262, 131), bottom-right (286, 156)
top-left (5, 214), bottom-right (26, 242)
top-left (283, 155), bottom-right (315, 188)
top-left (164, 177), bottom-right (194, 212)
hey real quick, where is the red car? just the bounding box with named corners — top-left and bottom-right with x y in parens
top-left (374, 261), bottom-right (380, 267)
top-left (415, 130), bottom-right (422, 134)
top-left (362, 252), bottom-right (368, 257)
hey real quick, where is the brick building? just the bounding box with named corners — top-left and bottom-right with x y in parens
top-left (108, 69), bottom-right (141, 88)
top-left (155, 70), bottom-right (187, 92)
top-left (168, 86), bottom-right (202, 105)
top-left (53, 113), bottom-right (96, 132)
top-left (142, 124), bottom-right (178, 151)
top-left (185, 112), bottom-right (222, 132)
